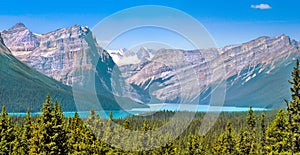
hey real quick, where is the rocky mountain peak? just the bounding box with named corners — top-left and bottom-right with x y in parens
top-left (12, 22), bottom-right (26, 28)
top-left (43, 24), bottom-right (92, 43)
top-left (136, 47), bottom-right (151, 60)
top-left (276, 34), bottom-right (297, 46)
top-left (70, 24), bottom-right (89, 31)
top-left (14, 22), bottom-right (26, 27)
top-left (2, 23), bottom-right (117, 90)
top-left (71, 24), bottom-right (89, 33)
top-left (7, 22), bottom-right (28, 32)
top-left (2, 23), bottom-right (39, 53)
top-left (138, 46), bottom-right (148, 52)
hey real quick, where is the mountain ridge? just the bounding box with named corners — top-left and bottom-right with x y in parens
top-left (113, 34), bottom-right (299, 108)
top-left (2, 23), bottom-right (104, 86)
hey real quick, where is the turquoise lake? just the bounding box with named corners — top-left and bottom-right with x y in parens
top-left (8, 104), bottom-right (268, 119)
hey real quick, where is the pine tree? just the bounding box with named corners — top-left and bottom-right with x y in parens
top-left (213, 121), bottom-right (236, 154)
top-left (41, 94), bottom-right (54, 154)
top-left (67, 113), bottom-right (79, 154)
top-left (246, 106), bottom-right (256, 133)
top-left (236, 107), bottom-right (257, 155)
top-left (86, 109), bottom-right (102, 138)
top-left (86, 109), bottom-right (108, 154)
top-left (67, 112), bottom-right (86, 154)
top-left (109, 111), bottom-right (113, 120)
top-left (51, 100), bottom-right (68, 154)
top-left (14, 109), bottom-right (32, 154)
top-left (0, 105), bottom-right (15, 154)
top-left (152, 139), bottom-right (176, 155)
top-left (287, 59), bottom-right (300, 153)
top-left (67, 112), bottom-right (100, 154)
top-left (119, 119), bottom-right (131, 150)
top-left (11, 125), bottom-right (23, 155)
top-left (29, 95), bottom-right (68, 154)
top-left (104, 116), bottom-right (113, 145)
top-left (141, 120), bottom-right (150, 150)
top-left (142, 120), bottom-right (150, 132)
top-left (239, 106), bottom-right (257, 154)
top-left (236, 129), bottom-right (247, 155)
top-left (224, 121), bottom-right (236, 154)
top-left (29, 116), bottom-right (43, 154)
top-left (123, 119), bottom-right (130, 130)
top-left (266, 109), bottom-right (290, 154)
top-left (260, 112), bottom-right (267, 155)
top-left (29, 94), bottom-right (53, 154)
top-left (187, 134), bottom-right (207, 155)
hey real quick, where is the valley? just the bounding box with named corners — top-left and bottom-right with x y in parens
top-left (1, 23), bottom-right (299, 112)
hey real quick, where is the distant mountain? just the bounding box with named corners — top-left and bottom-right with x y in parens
top-left (107, 47), bottom-right (156, 66)
top-left (113, 35), bottom-right (299, 108)
top-left (221, 35), bottom-right (298, 108)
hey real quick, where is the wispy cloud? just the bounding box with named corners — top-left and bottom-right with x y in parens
top-left (251, 4), bottom-right (272, 10)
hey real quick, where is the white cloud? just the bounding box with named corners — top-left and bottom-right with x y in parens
top-left (251, 4), bottom-right (272, 10)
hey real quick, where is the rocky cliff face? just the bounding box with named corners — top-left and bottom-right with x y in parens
top-left (1, 23), bottom-right (146, 110)
top-left (2, 23), bottom-right (115, 91)
top-left (1, 23), bottom-right (39, 54)
top-left (115, 35), bottom-right (299, 105)
top-left (220, 35), bottom-right (298, 84)
top-left (119, 49), bottom-right (212, 103)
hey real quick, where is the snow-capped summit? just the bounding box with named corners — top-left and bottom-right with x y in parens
top-left (107, 47), bottom-right (157, 66)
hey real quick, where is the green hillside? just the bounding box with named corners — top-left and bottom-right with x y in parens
top-left (0, 49), bottom-right (76, 112)
top-left (0, 37), bottom-right (147, 112)
top-left (224, 58), bottom-right (294, 109)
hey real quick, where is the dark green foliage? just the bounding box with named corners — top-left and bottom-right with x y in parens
top-left (260, 112), bottom-right (267, 155)
top-left (51, 100), bottom-right (68, 154)
top-left (0, 98), bottom-right (292, 155)
top-left (266, 109), bottom-right (290, 154)
top-left (286, 59), bottom-right (300, 153)
top-left (0, 51), bottom-right (75, 112)
top-left (246, 106), bottom-right (256, 133)
top-left (213, 121), bottom-right (236, 155)
top-left (109, 111), bottom-right (113, 120)
top-left (236, 106), bottom-right (257, 155)
top-left (14, 109), bottom-right (32, 154)
top-left (28, 95), bottom-right (69, 154)
top-left (153, 141), bottom-right (176, 155)
top-left (186, 134), bottom-right (206, 155)
top-left (0, 105), bottom-right (15, 154)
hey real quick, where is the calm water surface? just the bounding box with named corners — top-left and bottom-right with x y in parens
top-left (8, 104), bottom-right (268, 118)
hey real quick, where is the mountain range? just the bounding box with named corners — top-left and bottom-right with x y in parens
top-left (1, 22), bottom-right (299, 111)
top-left (108, 35), bottom-right (299, 108)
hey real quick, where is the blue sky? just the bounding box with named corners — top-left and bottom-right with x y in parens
top-left (0, 0), bottom-right (299, 48)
